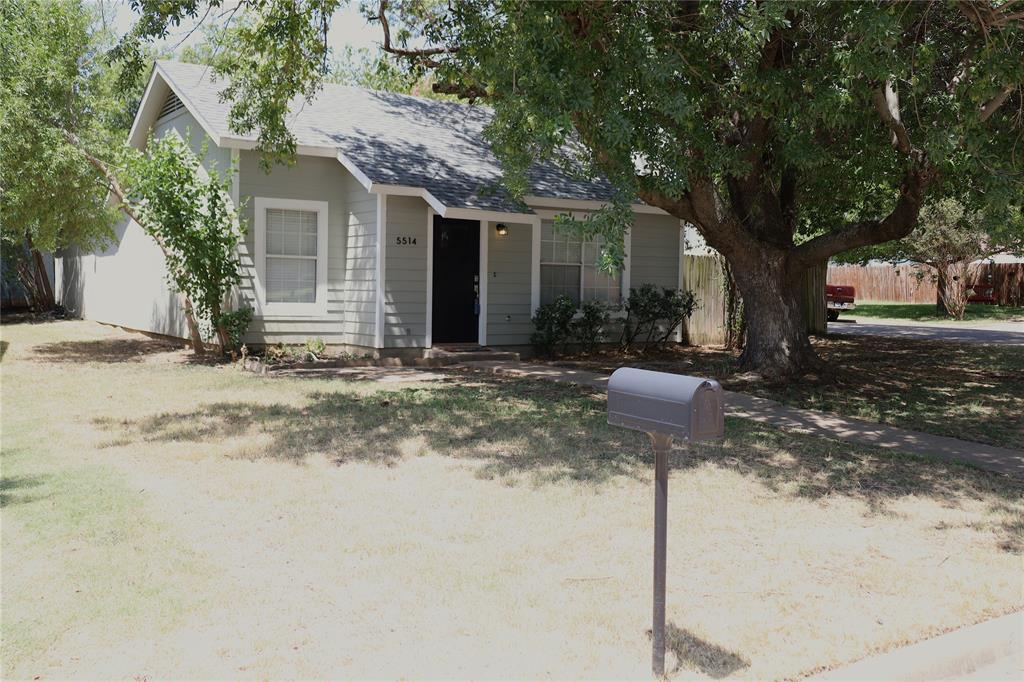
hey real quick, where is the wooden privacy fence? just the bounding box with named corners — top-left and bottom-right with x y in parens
top-left (827, 264), bottom-right (937, 303)
top-left (828, 262), bottom-right (1024, 305)
top-left (681, 255), bottom-right (825, 346)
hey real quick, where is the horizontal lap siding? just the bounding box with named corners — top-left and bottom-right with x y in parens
top-left (630, 214), bottom-right (682, 290)
top-left (384, 196), bottom-right (429, 348)
top-left (340, 173), bottom-right (377, 347)
top-left (487, 222), bottom-right (533, 345)
top-left (239, 152), bottom-right (377, 346)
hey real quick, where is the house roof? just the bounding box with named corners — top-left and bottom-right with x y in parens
top-left (152, 60), bottom-right (616, 215)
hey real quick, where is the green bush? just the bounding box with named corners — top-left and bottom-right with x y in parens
top-left (620, 284), bottom-right (697, 352)
top-left (572, 300), bottom-right (612, 354)
top-left (530, 296), bottom-right (577, 356)
top-left (305, 336), bottom-right (327, 360)
top-left (215, 307), bottom-right (253, 353)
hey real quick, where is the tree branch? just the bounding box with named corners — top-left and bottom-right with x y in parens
top-left (873, 80), bottom-right (914, 155)
top-left (374, 0), bottom-right (457, 69)
top-left (979, 84), bottom-right (1017, 122)
top-left (791, 166), bottom-right (934, 266)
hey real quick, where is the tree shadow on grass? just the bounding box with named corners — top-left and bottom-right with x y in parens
top-left (30, 338), bottom-right (220, 365)
top-left (663, 622), bottom-right (749, 678)
top-left (92, 376), bottom-right (1024, 547)
top-left (548, 335), bottom-right (1024, 450)
top-left (0, 474), bottom-right (50, 508)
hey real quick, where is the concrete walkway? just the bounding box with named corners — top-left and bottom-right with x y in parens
top-left (809, 611), bottom-right (1022, 681)
top-left (830, 319), bottom-right (1024, 346)
top-left (460, 361), bottom-right (1024, 478)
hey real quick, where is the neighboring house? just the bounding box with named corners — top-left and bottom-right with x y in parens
top-left (57, 60), bottom-right (687, 354)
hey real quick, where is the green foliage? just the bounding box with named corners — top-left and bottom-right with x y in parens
top-left (112, 0), bottom-right (344, 170)
top-left (327, 45), bottom-right (456, 100)
top-left (305, 336), bottom-right (327, 359)
top-left (122, 132), bottom-right (248, 344)
top-left (216, 307), bottom-right (253, 352)
top-left (0, 0), bottom-right (122, 255)
top-left (620, 285), bottom-right (697, 352)
top-left (530, 295), bottom-right (577, 357)
top-left (571, 300), bottom-right (611, 354)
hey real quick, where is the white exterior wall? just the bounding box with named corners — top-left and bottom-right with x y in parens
top-left (57, 109), bottom-right (226, 339)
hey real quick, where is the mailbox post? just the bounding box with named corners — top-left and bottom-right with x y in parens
top-left (607, 368), bottom-right (725, 676)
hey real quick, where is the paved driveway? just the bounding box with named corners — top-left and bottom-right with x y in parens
top-left (829, 320), bottom-right (1024, 346)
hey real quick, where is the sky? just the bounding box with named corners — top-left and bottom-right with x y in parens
top-left (93, 0), bottom-right (385, 58)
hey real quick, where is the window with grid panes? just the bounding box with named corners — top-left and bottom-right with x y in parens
top-left (540, 220), bottom-right (621, 305)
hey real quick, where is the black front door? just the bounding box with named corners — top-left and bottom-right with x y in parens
top-left (432, 217), bottom-right (480, 344)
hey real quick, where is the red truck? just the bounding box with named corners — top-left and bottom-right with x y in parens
top-left (826, 284), bottom-right (856, 321)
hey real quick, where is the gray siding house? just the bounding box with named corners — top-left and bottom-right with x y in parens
top-left (58, 61), bottom-right (686, 354)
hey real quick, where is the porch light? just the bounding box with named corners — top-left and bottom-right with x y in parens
top-left (496, 223), bottom-right (509, 236)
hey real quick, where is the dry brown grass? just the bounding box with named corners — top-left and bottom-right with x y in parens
top-left (2, 320), bottom-right (1022, 680)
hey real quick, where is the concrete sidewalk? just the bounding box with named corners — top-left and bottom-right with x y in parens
top-left (810, 611), bottom-right (1022, 681)
top-left (460, 361), bottom-right (1024, 478)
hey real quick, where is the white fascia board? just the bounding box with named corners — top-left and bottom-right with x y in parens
top-left (524, 195), bottom-right (668, 215)
top-left (336, 151), bottom-right (374, 190)
top-left (149, 63), bottom-right (224, 150)
top-left (220, 135), bottom-right (339, 159)
top-left (368, 184), bottom-right (448, 216)
top-left (126, 67), bottom-right (162, 149)
top-left (443, 207), bottom-right (537, 223)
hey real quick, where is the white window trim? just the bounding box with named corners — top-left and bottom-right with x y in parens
top-left (253, 196), bottom-right (330, 317)
top-left (539, 220), bottom-right (624, 306)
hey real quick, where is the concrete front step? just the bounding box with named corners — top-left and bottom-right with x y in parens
top-left (420, 348), bottom-right (520, 365)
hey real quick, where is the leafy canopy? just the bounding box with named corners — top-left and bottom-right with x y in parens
top-left (398, 1), bottom-right (1024, 263)
top-left (0, 0), bottom-right (125, 253)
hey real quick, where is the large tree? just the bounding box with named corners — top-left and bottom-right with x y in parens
top-left (0, 0), bottom-right (124, 308)
top-left (371, 0), bottom-right (1023, 376)
top-left (111, 1), bottom-right (1023, 376)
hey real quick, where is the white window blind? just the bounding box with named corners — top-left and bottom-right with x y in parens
top-left (265, 208), bottom-right (318, 303)
top-left (540, 220), bottom-right (621, 305)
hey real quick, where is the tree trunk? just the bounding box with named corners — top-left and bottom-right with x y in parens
top-left (22, 234), bottom-right (55, 311)
top-left (731, 251), bottom-right (817, 379)
top-left (936, 261), bottom-right (970, 320)
top-left (182, 298), bottom-right (206, 353)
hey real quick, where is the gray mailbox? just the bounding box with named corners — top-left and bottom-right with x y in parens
top-left (607, 368), bottom-right (724, 677)
top-left (608, 367), bottom-right (724, 441)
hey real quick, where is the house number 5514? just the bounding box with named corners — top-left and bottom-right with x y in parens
top-left (394, 235), bottom-right (417, 246)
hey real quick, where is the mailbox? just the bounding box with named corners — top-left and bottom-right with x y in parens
top-left (607, 367), bottom-right (724, 441)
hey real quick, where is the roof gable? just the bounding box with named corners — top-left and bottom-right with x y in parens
top-left (143, 60), bottom-right (616, 215)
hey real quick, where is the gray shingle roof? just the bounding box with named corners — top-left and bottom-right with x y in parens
top-left (157, 60), bottom-right (615, 214)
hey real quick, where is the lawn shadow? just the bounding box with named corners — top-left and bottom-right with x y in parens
top-left (30, 338), bottom-right (220, 365)
top-left (0, 474), bottom-right (50, 507)
top-left (545, 335), bottom-right (1024, 450)
top-left (0, 340), bottom-right (7, 362)
top-left (664, 622), bottom-right (749, 678)
top-left (93, 378), bottom-right (648, 483)
top-left (92, 376), bottom-right (1024, 548)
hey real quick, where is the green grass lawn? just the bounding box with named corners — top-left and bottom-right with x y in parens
top-left (2, 320), bottom-right (1022, 680)
top-left (851, 302), bottom-right (1024, 322)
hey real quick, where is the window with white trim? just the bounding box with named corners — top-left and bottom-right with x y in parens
top-left (254, 197), bottom-right (328, 315)
top-left (540, 220), bottom-right (621, 305)
top-left (265, 208), bottom-right (318, 303)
